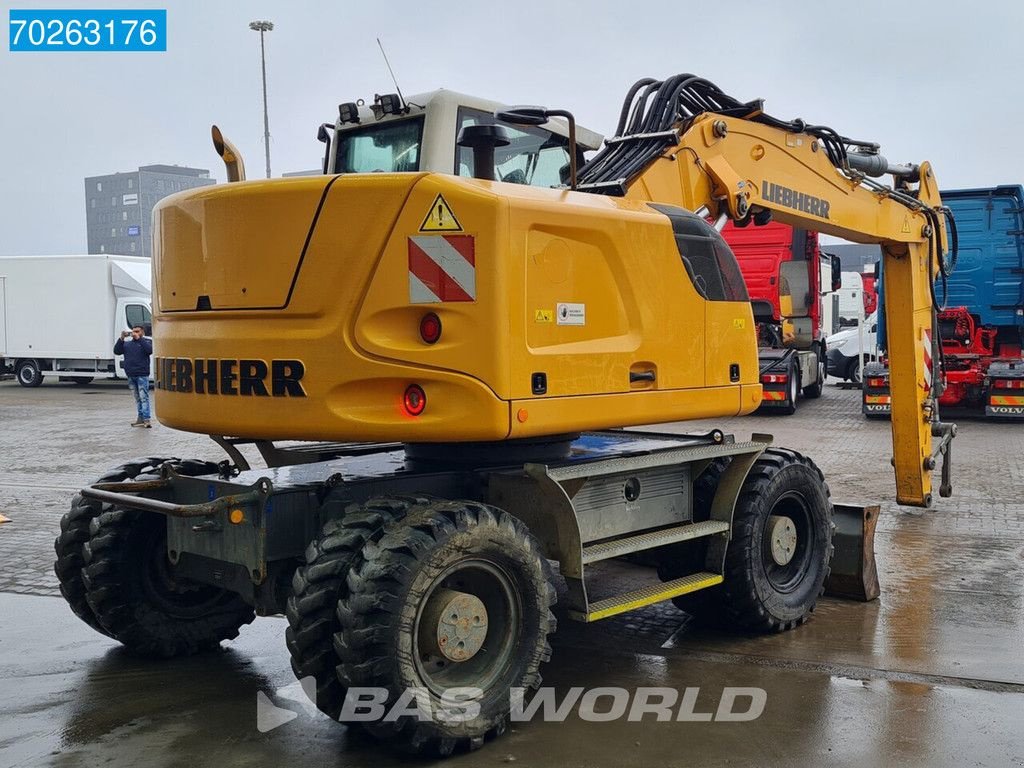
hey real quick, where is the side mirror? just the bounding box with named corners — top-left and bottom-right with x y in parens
top-left (494, 105), bottom-right (578, 190)
top-left (494, 106), bottom-right (549, 126)
top-left (830, 254), bottom-right (842, 292)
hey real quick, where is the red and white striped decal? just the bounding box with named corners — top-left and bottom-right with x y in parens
top-left (922, 327), bottom-right (933, 391)
top-left (408, 235), bottom-right (476, 303)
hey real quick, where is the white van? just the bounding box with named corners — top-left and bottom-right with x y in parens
top-left (826, 311), bottom-right (878, 383)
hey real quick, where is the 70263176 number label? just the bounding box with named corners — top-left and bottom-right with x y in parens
top-left (9, 9), bottom-right (166, 52)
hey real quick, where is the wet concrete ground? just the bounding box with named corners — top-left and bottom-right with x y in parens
top-left (1, 379), bottom-right (1023, 767)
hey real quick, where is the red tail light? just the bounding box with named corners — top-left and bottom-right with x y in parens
top-left (866, 377), bottom-right (887, 387)
top-left (419, 313), bottom-right (442, 344)
top-left (762, 374), bottom-right (788, 384)
top-left (404, 384), bottom-right (426, 416)
top-left (993, 379), bottom-right (1024, 389)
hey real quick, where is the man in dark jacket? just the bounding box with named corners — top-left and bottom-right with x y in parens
top-left (113, 325), bottom-right (154, 427)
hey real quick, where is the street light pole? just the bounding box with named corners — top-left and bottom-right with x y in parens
top-left (249, 20), bottom-right (274, 179)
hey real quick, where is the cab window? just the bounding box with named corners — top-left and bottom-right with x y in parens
top-left (126, 304), bottom-right (151, 328)
top-left (334, 117), bottom-right (424, 173)
top-left (649, 204), bottom-right (749, 302)
top-left (456, 107), bottom-right (573, 188)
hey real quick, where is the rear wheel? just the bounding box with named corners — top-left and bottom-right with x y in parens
top-left (847, 358), bottom-right (862, 385)
top-left (55, 457), bottom-right (191, 637)
top-left (783, 361), bottom-right (799, 414)
top-left (803, 351), bottom-right (825, 398)
top-left (335, 500), bottom-right (556, 756)
top-left (82, 507), bottom-right (255, 657)
top-left (16, 359), bottom-right (42, 387)
top-left (719, 448), bottom-right (834, 632)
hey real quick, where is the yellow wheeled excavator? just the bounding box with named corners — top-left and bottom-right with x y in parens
top-left (55, 77), bottom-right (955, 755)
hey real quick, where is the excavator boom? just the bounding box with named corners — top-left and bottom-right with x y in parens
top-left (576, 77), bottom-right (954, 507)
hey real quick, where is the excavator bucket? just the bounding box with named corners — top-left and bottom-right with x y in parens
top-left (824, 503), bottom-right (880, 602)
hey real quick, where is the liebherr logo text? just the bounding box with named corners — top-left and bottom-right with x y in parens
top-left (154, 357), bottom-right (306, 397)
top-left (762, 181), bottom-right (831, 220)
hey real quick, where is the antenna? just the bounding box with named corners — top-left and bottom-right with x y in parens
top-left (377, 37), bottom-right (407, 110)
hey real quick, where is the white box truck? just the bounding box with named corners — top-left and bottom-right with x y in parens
top-left (0, 254), bottom-right (152, 387)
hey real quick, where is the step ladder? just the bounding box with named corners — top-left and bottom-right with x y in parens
top-left (570, 519), bottom-right (728, 623)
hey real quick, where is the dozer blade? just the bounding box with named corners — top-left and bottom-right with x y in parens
top-left (824, 503), bottom-right (881, 602)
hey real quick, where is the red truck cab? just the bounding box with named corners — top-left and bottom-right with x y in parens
top-left (723, 221), bottom-right (840, 413)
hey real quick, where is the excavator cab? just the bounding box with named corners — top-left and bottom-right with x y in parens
top-left (318, 89), bottom-right (603, 182)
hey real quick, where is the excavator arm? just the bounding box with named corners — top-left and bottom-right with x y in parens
top-left (577, 78), bottom-right (954, 507)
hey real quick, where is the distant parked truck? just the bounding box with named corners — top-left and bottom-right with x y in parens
top-left (0, 254), bottom-right (152, 387)
top-left (837, 271), bottom-right (865, 327)
top-left (864, 185), bottom-right (1024, 419)
top-left (723, 221), bottom-right (840, 414)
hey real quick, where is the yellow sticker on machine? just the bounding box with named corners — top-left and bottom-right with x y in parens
top-left (419, 194), bottom-right (463, 232)
top-left (534, 309), bottom-right (553, 323)
top-left (733, 318), bottom-right (746, 329)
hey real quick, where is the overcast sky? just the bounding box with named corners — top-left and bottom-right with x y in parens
top-left (1, 0), bottom-right (1023, 254)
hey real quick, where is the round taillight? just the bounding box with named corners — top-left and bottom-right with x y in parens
top-left (419, 312), bottom-right (442, 344)
top-left (404, 384), bottom-right (426, 416)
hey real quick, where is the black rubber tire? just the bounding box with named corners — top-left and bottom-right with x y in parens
top-left (16, 359), bottom-right (43, 387)
top-left (72, 377), bottom-right (95, 386)
top-left (719, 447), bottom-right (834, 632)
top-left (285, 496), bottom-right (426, 720)
top-left (782, 361), bottom-right (799, 414)
top-left (847, 357), bottom-right (861, 385)
top-left (82, 507), bottom-right (255, 657)
top-left (803, 350), bottom-right (825, 399)
top-left (55, 457), bottom-right (183, 638)
top-left (335, 500), bottom-right (556, 756)
top-left (657, 458), bottom-right (730, 615)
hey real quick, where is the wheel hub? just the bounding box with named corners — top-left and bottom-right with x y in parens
top-left (423, 588), bottom-right (489, 662)
top-left (768, 515), bottom-right (798, 565)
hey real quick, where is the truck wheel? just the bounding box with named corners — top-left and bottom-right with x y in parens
top-left (783, 362), bottom-right (799, 414)
top-left (81, 508), bottom-right (254, 657)
top-left (719, 448), bottom-right (834, 632)
top-left (55, 457), bottom-right (190, 638)
top-left (16, 359), bottom-right (43, 387)
top-left (335, 500), bottom-right (556, 755)
top-left (803, 351), bottom-right (825, 399)
top-left (72, 377), bottom-right (94, 386)
top-left (285, 496), bottom-right (426, 719)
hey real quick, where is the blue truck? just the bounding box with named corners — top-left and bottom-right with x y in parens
top-left (863, 185), bottom-right (1024, 418)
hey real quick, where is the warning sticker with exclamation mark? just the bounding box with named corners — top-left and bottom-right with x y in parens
top-left (419, 194), bottom-right (463, 232)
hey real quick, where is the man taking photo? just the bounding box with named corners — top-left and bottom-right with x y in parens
top-left (113, 326), bottom-right (153, 428)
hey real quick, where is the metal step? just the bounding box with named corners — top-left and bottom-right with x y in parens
top-left (581, 521), bottom-right (728, 564)
top-left (573, 572), bottom-right (724, 622)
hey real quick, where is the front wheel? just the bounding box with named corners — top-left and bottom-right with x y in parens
top-left (16, 359), bottom-right (43, 387)
top-left (719, 448), bottom-right (834, 632)
top-left (335, 500), bottom-right (556, 755)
